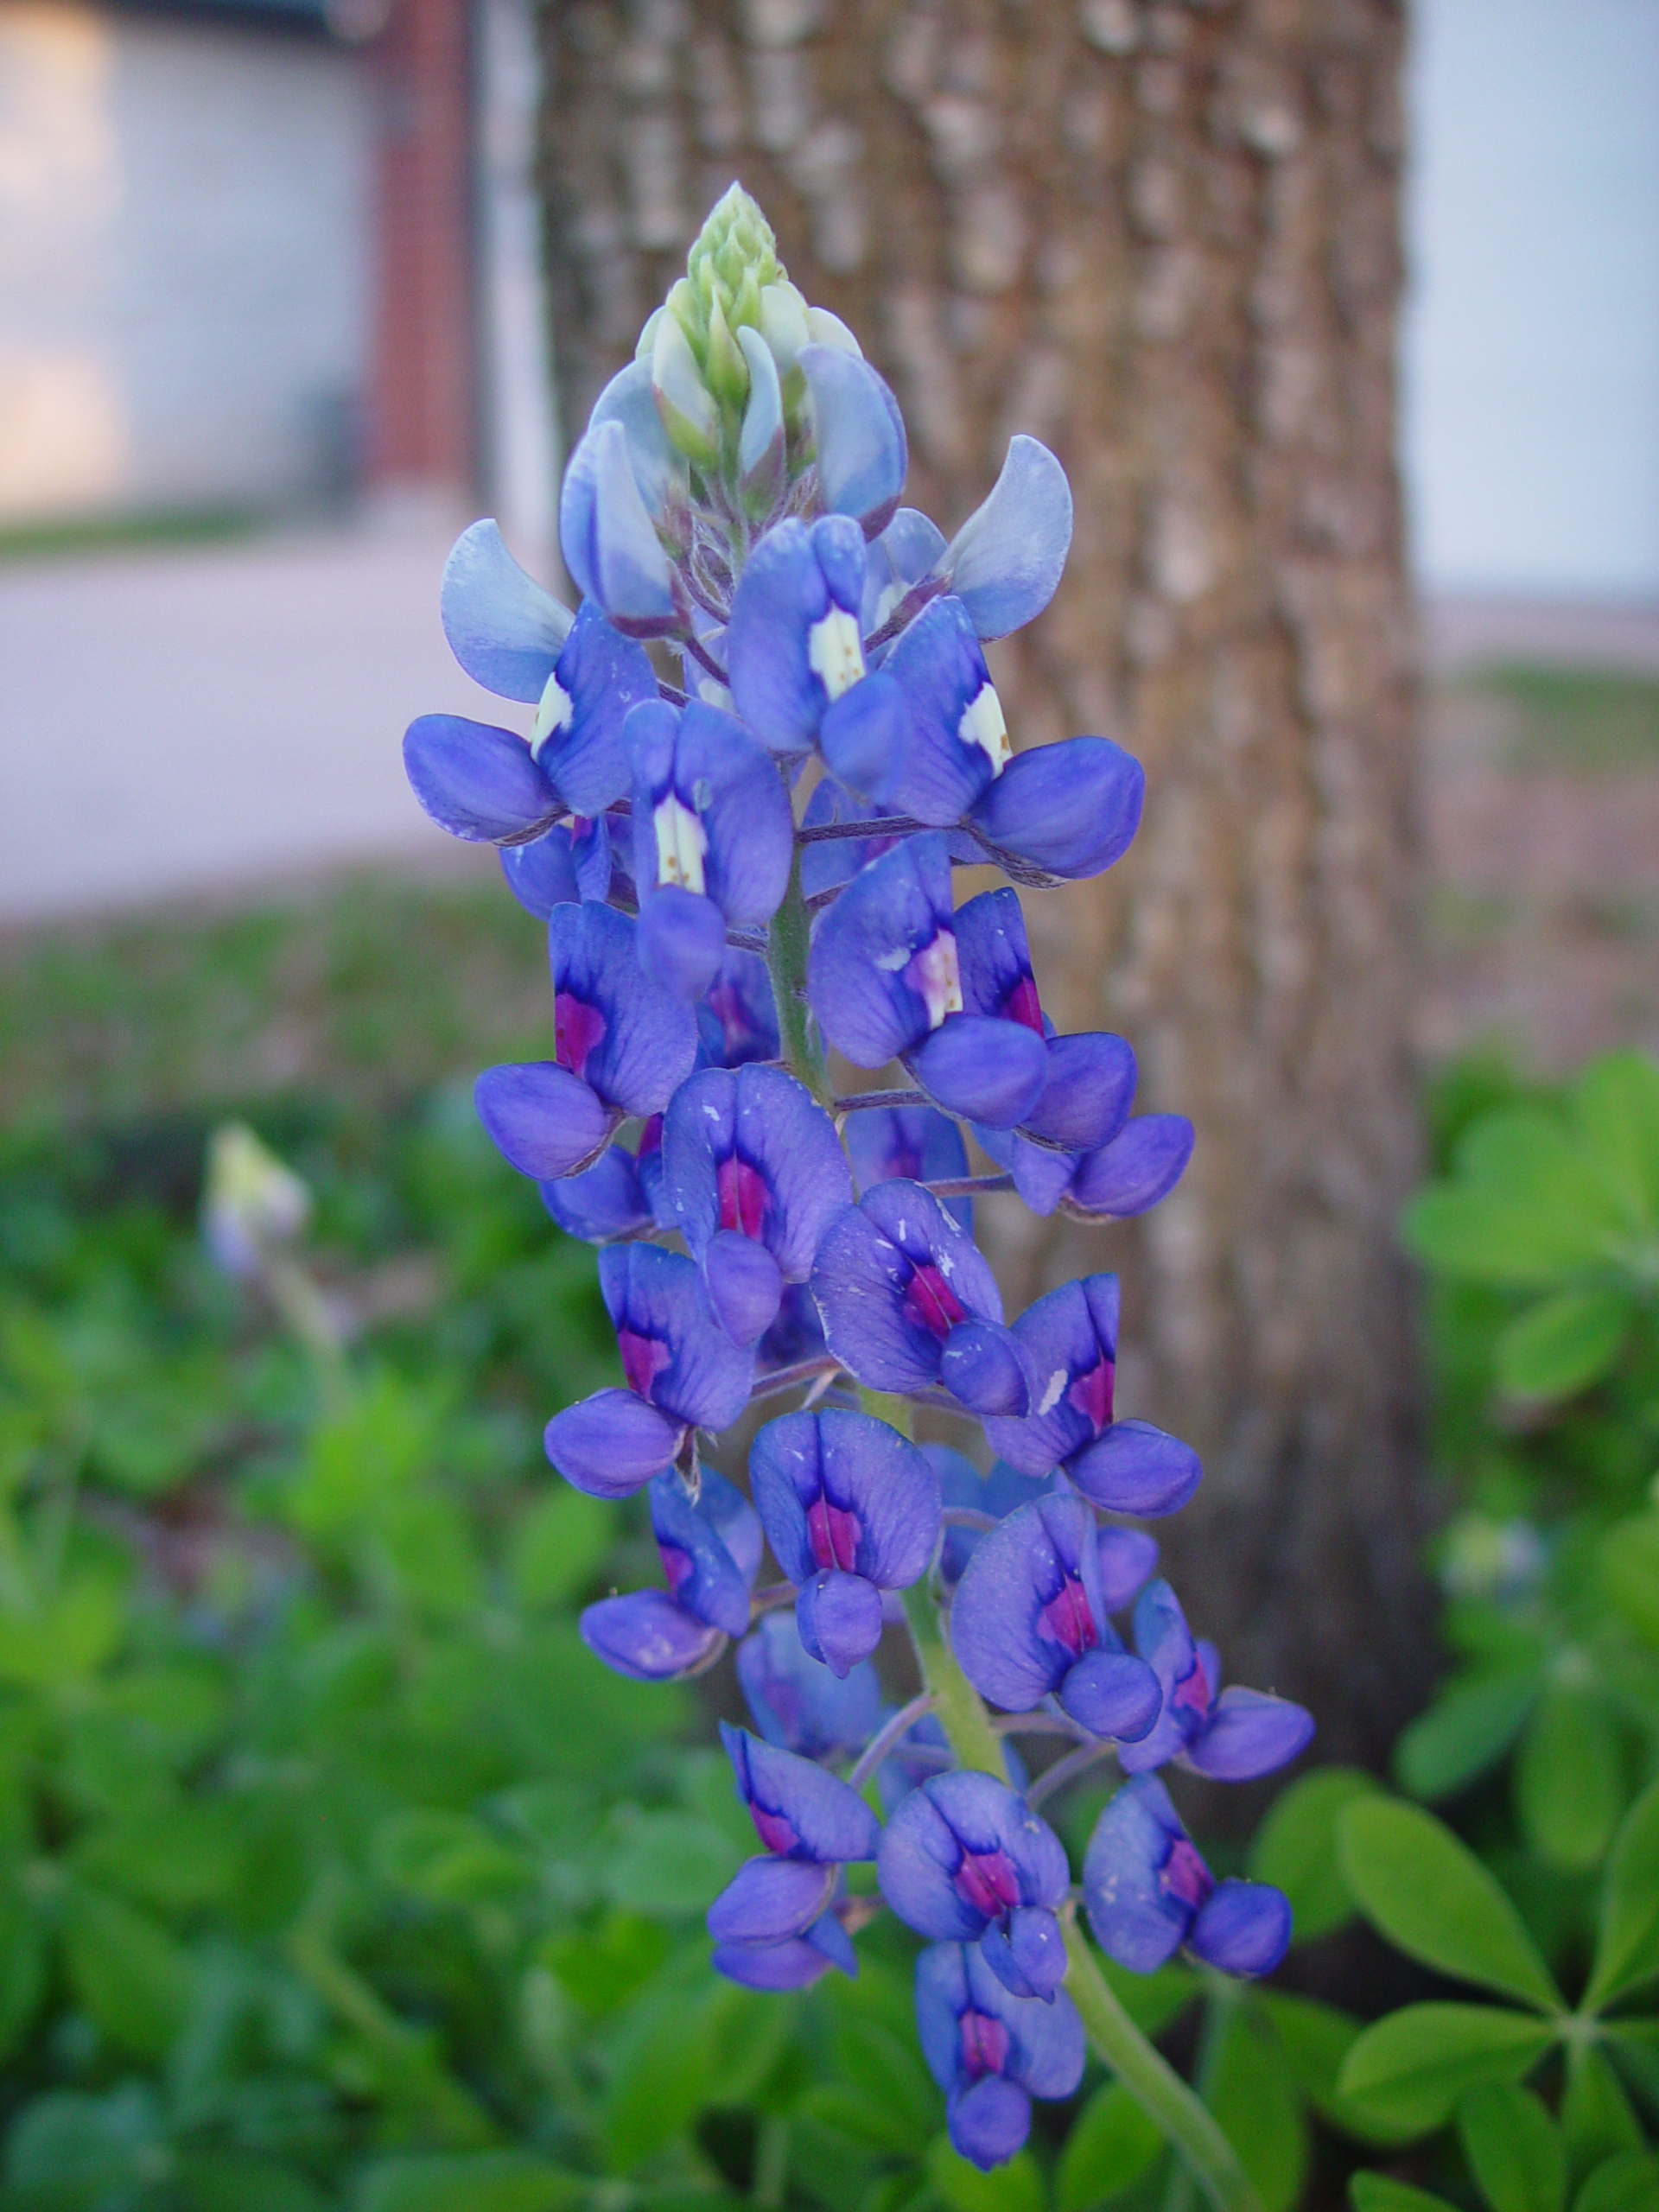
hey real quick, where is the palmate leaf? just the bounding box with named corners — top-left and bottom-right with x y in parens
top-left (927, 2139), bottom-right (1046, 2212)
top-left (1573, 1052), bottom-right (1659, 1230)
top-left (1562, 2046), bottom-right (1644, 2176)
top-left (1337, 2005), bottom-right (1556, 2136)
top-left (1586, 1778), bottom-right (1659, 2009)
top-left (1601, 1518), bottom-right (1659, 1651)
top-left (1256, 1993), bottom-right (1416, 2147)
top-left (1495, 1289), bottom-right (1634, 1400)
top-left (1515, 1687), bottom-right (1626, 1872)
top-left (354, 2152), bottom-right (585, 2212)
top-left (1458, 2082), bottom-right (1567, 2212)
top-left (1248, 1766), bottom-right (1378, 1943)
top-left (1338, 1800), bottom-right (1562, 2010)
top-left (1394, 1673), bottom-right (1540, 1802)
top-left (1055, 2083), bottom-right (1163, 2212)
top-left (1572, 2152), bottom-right (1659, 2212)
top-left (1351, 2179), bottom-right (1459, 2212)
top-left (1205, 2004), bottom-right (1308, 2212)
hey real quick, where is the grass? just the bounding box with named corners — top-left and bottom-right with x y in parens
top-left (1478, 662), bottom-right (1659, 776)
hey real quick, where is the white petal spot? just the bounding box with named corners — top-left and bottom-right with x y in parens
top-left (957, 680), bottom-right (1010, 774)
top-left (1038, 1367), bottom-right (1067, 1416)
top-left (654, 793), bottom-right (709, 893)
top-left (809, 605), bottom-right (865, 702)
top-left (531, 672), bottom-right (573, 757)
top-left (911, 930), bottom-right (963, 1028)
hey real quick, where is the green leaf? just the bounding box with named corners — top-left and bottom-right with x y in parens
top-left (1458, 2082), bottom-right (1567, 2212)
top-left (601, 1983), bottom-right (721, 2172)
top-left (60, 1882), bottom-right (194, 2061)
top-left (925, 2137), bottom-right (1046, 2212)
top-left (1586, 1778), bottom-right (1659, 2008)
top-left (1337, 2005), bottom-right (1555, 2135)
top-left (3, 2083), bottom-right (170, 2208)
top-left (1206, 2005), bottom-right (1308, 2212)
top-left (176, 2152), bottom-right (327, 2212)
top-left (0, 1878), bottom-right (48, 2062)
top-left (1496, 1291), bottom-right (1633, 1399)
top-left (1394, 1675), bottom-right (1540, 1801)
top-left (1098, 1954), bottom-right (1198, 2038)
top-left (1351, 2180), bottom-right (1459, 2212)
top-left (1338, 1800), bottom-right (1562, 2010)
top-left (0, 1575), bottom-right (124, 1690)
top-left (601, 1809), bottom-right (743, 1917)
top-left (1516, 1688), bottom-right (1624, 1871)
top-left (373, 1809), bottom-right (533, 1906)
top-left (1573, 2155), bottom-right (1659, 2212)
top-left (1601, 1517), bottom-right (1659, 1649)
top-left (1055, 2083), bottom-right (1163, 2212)
top-left (1256, 1994), bottom-right (1410, 2145)
top-left (507, 1487), bottom-right (613, 1610)
top-left (355, 2152), bottom-right (585, 2212)
top-left (1562, 2050), bottom-right (1643, 2181)
top-left (1573, 1052), bottom-right (1659, 1229)
top-left (1351, 2179), bottom-right (1460, 2212)
top-left (830, 2015), bottom-right (940, 2157)
top-left (1248, 1767), bottom-right (1378, 1942)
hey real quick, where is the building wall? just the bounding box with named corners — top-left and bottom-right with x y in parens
top-left (1402, 0), bottom-right (1659, 601)
top-left (0, 0), bottom-right (373, 523)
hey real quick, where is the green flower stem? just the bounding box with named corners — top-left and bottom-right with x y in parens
top-left (767, 849), bottom-right (833, 1108)
top-left (1062, 1916), bottom-right (1260, 2212)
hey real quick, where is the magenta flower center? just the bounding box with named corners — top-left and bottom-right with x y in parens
top-left (959, 2010), bottom-right (1011, 2081)
top-left (718, 1154), bottom-right (770, 1238)
top-left (807, 1495), bottom-right (861, 1573)
top-left (1003, 973), bottom-right (1044, 1035)
top-left (751, 1804), bottom-right (798, 1855)
top-left (1161, 1837), bottom-right (1213, 1913)
top-left (954, 1847), bottom-right (1021, 1920)
top-left (617, 1326), bottom-right (671, 1400)
top-left (555, 990), bottom-right (607, 1078)
top-left (659, 1541), bottom-right (693, 1599)
top-left (905, 1262), bottom-right (966, 1340)
top-left (1066, 1351), bottom-right (1115, 1435)
top-left (1039, 1573), bottom-right (1100, 1659)
top-left (1172, 1655), bottom-right (1211, 1727)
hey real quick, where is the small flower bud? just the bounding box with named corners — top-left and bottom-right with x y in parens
top-left (203, 1122), bottom-right (311, 1280)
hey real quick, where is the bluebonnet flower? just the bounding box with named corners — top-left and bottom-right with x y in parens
top-left (664, 1065), bottom-right (850, 1344)
top-left (402, 185), bottom-right (1313, 2172)
top-left (737, 1612), bottom-right (884, 1761)
top-left (1120, 1581), bottom-right (1313, 1782)
top-left (475, 903), bottom-right (696, 1182)
top-left (581, 1469), bottom-right (760, 1680)
top-left (748, 1409), bottom-right (940, 1674)
top-left (879, 1773), bottom-right (1070, 2001)
top-left (950, 1496), bottom-right (1160, 1742)
top-left (981, 1275), bottom-right (1202, 1516)
top-left (811, 1180), bottom-right (1034, 1418)
top-left (543, 1244), bottom-right (752, 1496)
top-left (1084, 1777), bottom-right (1291, 1978)
top-left (915, 1942), bottom-right (1084, 2169)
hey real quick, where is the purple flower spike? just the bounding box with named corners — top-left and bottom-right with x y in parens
top-left (799, 345), bottom-right (907, 537)
top-left (938, 436), bottom-right (1074, 642)
top-left (664, 1065), bottom-right (852, 1345)
top-left (727, 514), bottom-right (870, 753)
top-left (578, 1455), bottom-right (758, 1683)
top-left (1120, 1581), bottom-right (1313, 1783)
top-left (878, 1773), bottom-right (1070, 2001)
top-left (950, 1495), bottom-right (1160, 1743)
top-left (982, 1274), bottom-right (1202, 1518)
top-left (845, 1104), bottom-right (974, 1231)
top-left (440, 518), bottom-right (574, 702)
top-left (811, 1180), bottom-right (1033, 1417)
top-left (737, 1612), bottom-right (884, 1760)
top-left (626, 699), bottom-right (795, 982)
top-left (500, 816), bottom-right (607, 918)
top-left (870, 596), bottom-right (1010, 827)
top-left (559, 416), bottom-right (683, 639)
top-left (581, 1591), bottom-right (725, 1681)
top-left (709, 1855), bottom-right (836, 1946)
top-left (915, 1942), bottom-right (1084, 2171)
top-left (544, 1244), bottom-right (753, 1497)
top-left (931, 1446), bottom-right (1058, 1581)
top-left (697, 946), bottom-right (781, 1069)
top-left (712, 1902), bottom-right (857, 1991)
top-left (1063, 1116), bottom-right (1196, 1221)
top-left (540, 1130), bottom-right (654, 1243)
top-left (861, 506), bottom-right (948, 639)
top-left (807, 838), bottom-right (1047, 1128)
top-left (750, 1409), bottom-right (941, 1673)
top-left (969, 736), bottom-right (1144, 884)
top-left (475, 903), bottom-right (697, 1182)
top-left (404, 714), bottom-right (563, 844)
top-left (1084, 1776), bottom-right (1291, 1978)
top-left (798, 776), bottom-right (915, 898)
top-left (720, 1723), bottom-right (881, 1865)
top-left (530, 600), bottom-right (659, 817)
top-left (1096, 1528), bottom-right (1160, 1612)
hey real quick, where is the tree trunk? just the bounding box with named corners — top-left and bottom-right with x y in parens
top-left (538, 0), bottom-right (1431, 1763)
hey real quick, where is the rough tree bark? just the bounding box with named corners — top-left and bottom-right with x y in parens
top-left (537, 0), bottom-right (1430, 1762)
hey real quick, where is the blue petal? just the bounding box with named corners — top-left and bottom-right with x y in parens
top-left (818, 670), bottom-right (911, 809)
top-left (736, 1613), bottom-right (884, 1760)
top-left (713, 1911), bottom-right (854, 1990)
top-left (1023, 1033), bottom-right (1138, 1153)
top-left (908, 1017), bottom-right (1048, 1131)
top-left (1066, 1421), bottom-right (1201, 1517)
top-left (806, 833), bottom-right (957, 1068)
top-left (950, 1495), bottom-right (1109, 1713)
top-left (629, 700), bottom-right (795, 928)
top-left (879, 596), bottom-right (1006, 824)
top-left (1096, 1528), bottom-right (1160, 1613)
top-left (540, 1141), bottom-right (652, 1243)
top-left (736, 325), bottom-right (786, 514)
top-left (981, 1274), bottom-right (1119, 1478)
top-left (638, 885), bottom-right (728, 1000)
top-left (697, 946), bottom-right (782, 1068)
top-left (810, 1179), bottom-right (1005, 1400)
top-left (727, 515), bottom-right (868, 753)
top-left (797, 1569), bottom-right (886, 1675)
top-left (862, 507), bottom-right (949, 638)
top-left (1189, 1881), bottom-right (1293, 1977)
top-left (703, 1231), bottom-right (785, 1345)
top-left (537, 600), bottom-right (659, 815)
top-left (932, 1447), bottom-right (1055, 1580)
top-left (1082, 1777), bottom-right (1197, 1974)
top-left (585, 356), bottom-right (692, 543)
top-left (440, 519), bottom-right (574, 701)
top-left (749, 1408), bottom-right (940, 1594)
top-left (598, 1243), bottom-right (754, 1433)
top-left (560, 417), bottom-right (682, 638)
top-left (969, 737), bottom-right (1144, 881)
top-left (664, 1065), bottom-right (852, 1281)
top-left (800, 345), bottom-right (907, 535)
top-left (404, 714), bottom-right (561, 843)
top-left (501, 824), bottom-right (580, 916)
top-left (942, 437), bottom-right (1073, 640)
top-left (845, 1103), bottom-right (974, 1231)
top-left (950, 2078), bottom-right (1032, 2171)
top-left (1058, 1649), bottom-right (1162, 1743)
top-left (939, 1319), bottom-right (1033, 1417)
top-left (878, 1771), bottom-right (1069, 1945)
top-left (914, 1942), bottom-right (973, 2091)
top-left (981, 1906), bottom-right (1068, 2004)
top-left (1182, 1687), bottom-right (1315, 1785)
top-left (544, 1388), bottom-right (683, 1497)
top-left (952, 887), bottom-right (1039, 1024)
top-left (1065, 1116), bottom-right (1195, 1219)
top-left (721, 1723), bottom-right (881, 1864)
top-left (549, 902), bottom-right (699, 1117)
top-left (798, 775), bottom-right (910, 898)
top-left (580, 1590), bottom-right (722, 1681)
top-left (475, 1062), bottom-right (614, 1179)
top-left (708, 1855), bottom-right (836, 1944)
top-left (650, 1467), bottom-right (757, 1637)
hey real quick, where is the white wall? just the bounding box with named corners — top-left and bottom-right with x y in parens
top-left (1402, 0), bottom-right (1659, 601)
top-left (0, 0), bottom-right (372, 523)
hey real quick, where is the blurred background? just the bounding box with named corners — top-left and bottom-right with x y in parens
top-left (2, 1), bottom-right (1659, 2205)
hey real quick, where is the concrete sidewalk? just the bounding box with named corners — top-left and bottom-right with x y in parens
top-left (0, 513), bottom-right (530, 925)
